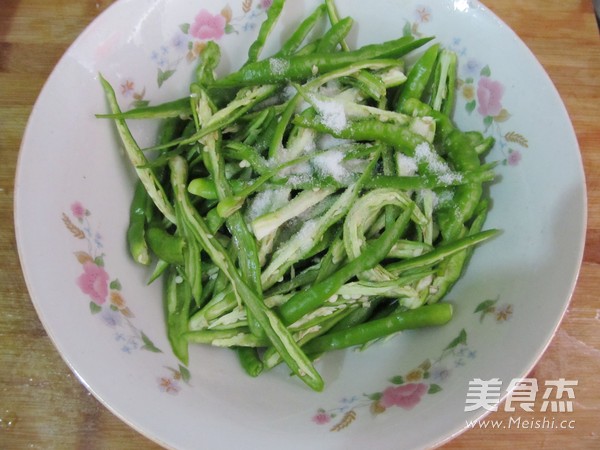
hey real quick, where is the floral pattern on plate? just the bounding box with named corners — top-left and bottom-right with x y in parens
top-left (404, 7), bottom-right (529, 166)
top-left (124, 2), bottom-right (530, 167)
top-left (453, 56), bottom-right (529, 167)
top-left (312, 302), bottom-right (512, 432)
top-left (312, 329), bottom-right (470, 430)
top-left (474, 297), bottom-right (513, 322)
top-left (151, 0), bottom-right (273, 87)
top-left (62, 202), bottom-right (191, 393)
top-left (14, 0), bottom-right (583, 447)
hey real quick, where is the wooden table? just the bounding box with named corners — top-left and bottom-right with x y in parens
top-left (1, 0), bottom-right (598, 448)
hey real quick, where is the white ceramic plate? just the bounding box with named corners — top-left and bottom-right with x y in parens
top-left (15, 0), bottom-right (586, 449)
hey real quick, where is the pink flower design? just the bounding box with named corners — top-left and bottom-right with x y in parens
top-left (312, 411), bottom-right (331, 425)
top-left (380, 383), bottom-right (428, 410)
top-left (507, 150), bottom-right (522, 166)
top-left (477, 77), bottom-right (504, 117)
top-left (77, 261), bottom-right (109, 305)
top-left (189, 9), bottom-right (226, 40)
top-left (71, 202), bottom-right (86, 220)
top-left (261, 0), bottom-right (273, 8)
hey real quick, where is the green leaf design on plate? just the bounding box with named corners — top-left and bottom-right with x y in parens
top-left (480, 65), bottom-right (491, 77)
top-left (474, 299), bottom-right (497, 313)
top-left (466, 100), bottom-right (476, 114)
top-left (141, 332), bottom-right (162, 353)
top-left (94, 255), bottom-right (105, 267)
top-left (389, 375), bottom-right (404, 385)
top-left (89, 301), bottom-right (102, 314)
top-left (109, 279), bottom-right (122, 290)
top-left (402, 21), bottom-right (413, 37)
top-left (428, 384), bottom-right (442, 394)
top-left (179, 364), bottom-right (191, 383)
top-left (368, 392), bottom-right (382, 401)
top-left (179, 23), bottom-right (190, 34)
top-left (483, 115), bottom-right (494, 128)
top-left (444, 329), bottom-right (467, 351)
top-left (157, 68), bottom-right (176, 88)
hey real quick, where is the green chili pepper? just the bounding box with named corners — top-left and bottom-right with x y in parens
top-left (324, 0), bottom-right (350, 51)
top-left (316, 16), bottom-right (354, 53)
top-left (245, 0), bottom-right (285, 65)
top-left (278, 204), bottom-right (414, 325)
top-left (275, 4), bottom-right (327, 57)
top-left (210, 36), bottom-right (433, 88)
top-left (196, 40), bottom-right (221, 85)
top-left (395, 43), bottom-right (440, 110)
top-left (146, 225), bottom-right (185, 265)
top-left (95, 97), bottom-right (192, 120)
top-left (126, 180), bottom-right (152, 265)
top-left (236, 347), bottom-right (264, 377)
top-left (302, 303), bottom-right (453, 354)
top-left (165, 267), bottom-right (192, 365)
top-left (169, 155), bottom-right (324, 391)
top-left (101, 2), bottom-right (501, 390)
top-left (99, 74), bottom-right (176, 223)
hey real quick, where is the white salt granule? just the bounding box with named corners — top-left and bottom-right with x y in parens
top-left (277, 145), bottom-right (314, 179)
top-left (436, 189), bottom-right (455, 207)
top-left (396, 153), bottom-right (418, 176)
top-left (246, 196), bottom-right (272, 224)
top-left (416, 189), bottom-right (439, 211)
top-left (295, 219), bottom-right (319, 252)
top-left (287, 173), bottom-right (314, 187)
top-left (247, 188), bottom-right (291, 221)
top-left (309, 94), bottom-right (347, 134)
top-left (343, 157), bottom-right (369, 174)
top-left (242, 69), bottom-right (258, 81)
top-left (313, 150), bottom-right (349, 182)
top-left (269, 58), bottom-right (289, 76)
top-left (272, 166), bottom-right (312, 188)
top-left (317, 134), bottom-right (351, 150)
top-left (317, 81), bottom-right (342, 98)
top-left (414, 142), bottom-right (463, 185)
top-left (436, 171), bottom-right (463, 185)
top-left (296, 99), bottom-right (312, 114)
top-left (414, 142), bottom-right (446, 174)
top-left (283, 84), bottom-right (297, 100)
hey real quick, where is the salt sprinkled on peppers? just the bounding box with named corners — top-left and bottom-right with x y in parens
top-left (414, 142), bottom-right (463, 185)
top-left (313, 150), bottom-right (349, 182)
top-left (269, 58), bottom-right (290, 76)
top-left (309, 95), bottom-right (347, 133)
top-left (98, 0), bottom-right (499, 392)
